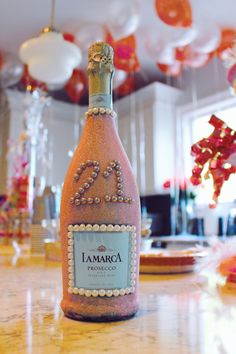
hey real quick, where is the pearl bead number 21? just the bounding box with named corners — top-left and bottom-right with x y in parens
top-left (70, 160), bottom-right (133, 206)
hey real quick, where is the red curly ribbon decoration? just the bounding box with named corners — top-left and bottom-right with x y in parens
top-left (190, 115), bottom-right (236, 207)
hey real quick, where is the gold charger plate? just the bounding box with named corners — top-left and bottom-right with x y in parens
top-left (140, 249), bottom-right (206, 274)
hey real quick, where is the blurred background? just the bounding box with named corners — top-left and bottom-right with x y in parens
top-left (1, 0), bottom-right (236, 255)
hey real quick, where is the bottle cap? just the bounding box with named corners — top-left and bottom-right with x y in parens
top-left (88, 42), bottom-right (114, 74)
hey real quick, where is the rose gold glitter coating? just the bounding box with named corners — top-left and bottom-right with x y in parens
top-left (61, 41), bottom-right (140, 322)
top-left (60, 114), bottom-right (141, 321)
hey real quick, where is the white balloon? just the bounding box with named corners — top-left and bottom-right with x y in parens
top-left (0, 52), bottom-right (24, 88)
top-left (74, 23), bottom-right (106, 51)
top-left (150, 21), bottom-right (197, 48)
top-left (145, 36), bottom-right (165, 61)
top-left (156, 46), bottom-right (176, 65)
top-left (145, 23), bottom-right (196, 61)
top-left (113, 69), bottom-right (127, 89)
top-left (107, 0), bottom-right (140, 40)
top-left (146, 36), bottom-right (175, 64)
top-left (185, 52), bottom-right (209, 68)
top-left (168, 26), bottom-right (197, 48)
top-left (191, 24), bottom-right (221, 54)
top-left (74, 23), bottom-right (106, 68)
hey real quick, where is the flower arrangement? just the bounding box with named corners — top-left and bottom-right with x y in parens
top-left (163, 177), bottom-right (196, 202)
top-left (196, 237), bottom-right (236, 294)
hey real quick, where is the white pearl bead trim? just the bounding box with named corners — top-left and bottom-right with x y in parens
top-left (67, 223), bottom-right (137, 297)
top-left (85, 107), bottom-right (117, 119)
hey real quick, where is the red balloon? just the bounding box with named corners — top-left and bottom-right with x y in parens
top-left (115, 74), bottom-right (135, 96)
top-left (106, 31), bottom-right (140, 72)
top-left (155, 0), bottom-right (192, 28)
top-left (63, 32), bottom-right (75, 43)
top-left (21, 65), bottom-right (47, 91)
top-left (217, 28), bottom-right (236, 59)
top-left (157, 62), bottom-right (182, 76)
top-left (105, 29), bottom-right (113, 45)
top-left (64, 69), bottom-right (87, 103)
top-left (175, 47), bottom-right (188, 62)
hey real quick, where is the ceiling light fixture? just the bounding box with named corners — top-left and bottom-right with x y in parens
top-left (19, 0), bottom-right (81, 86)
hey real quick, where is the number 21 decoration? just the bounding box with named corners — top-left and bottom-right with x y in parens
top-left (70, 160), bottom-right (133, 206)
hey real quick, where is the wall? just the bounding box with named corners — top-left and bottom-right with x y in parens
top-left (116, 82), bottom-right (182, 195)
top-left (5, 83), bottom-right (181, 196)
top-left (0, 91), bottom-right (10, 194)
top-left (175, 57), bottom-right (229, 104)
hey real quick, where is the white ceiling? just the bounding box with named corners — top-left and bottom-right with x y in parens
top-left (0, 0), bottom-right (236, 76)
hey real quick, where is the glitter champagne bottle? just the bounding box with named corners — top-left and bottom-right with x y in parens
top-left (60, 42), bottom-right (141, 321)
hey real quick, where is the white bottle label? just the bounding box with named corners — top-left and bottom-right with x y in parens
top-left (67, 224), bottom-right (137, 297)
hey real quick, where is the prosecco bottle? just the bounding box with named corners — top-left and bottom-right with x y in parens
top-left (60, 42), bottom-right (141, 322)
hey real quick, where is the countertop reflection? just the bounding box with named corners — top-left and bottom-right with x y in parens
top-left (1, 255), bottom-right (236, 354)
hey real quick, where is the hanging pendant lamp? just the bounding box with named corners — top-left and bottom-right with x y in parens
top-left (19, 0), bottom-right (81, 86)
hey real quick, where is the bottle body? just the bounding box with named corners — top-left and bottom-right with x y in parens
top-left (60, 42), bottom-right (140, 321)
top-left (60, 113), bottom-right (140, 321)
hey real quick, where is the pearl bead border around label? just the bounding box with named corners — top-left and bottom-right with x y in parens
top-left (67, 223), bottom-right (137, 297)
top-left (85, 107), bottom-right (117, 119)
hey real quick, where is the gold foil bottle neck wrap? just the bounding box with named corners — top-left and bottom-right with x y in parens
top-left (88, 42), bottom-right (114, 109)
top-left (88, 42), bottom-right (114, 74)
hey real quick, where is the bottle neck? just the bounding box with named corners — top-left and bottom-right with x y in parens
top-left (82, 113), bottom-right (119, 148)
top-left (88, 71), bottom-right (114, 110)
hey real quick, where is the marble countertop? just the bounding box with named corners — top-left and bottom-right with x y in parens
top-left (1, 255), bottom-right (236, 354)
